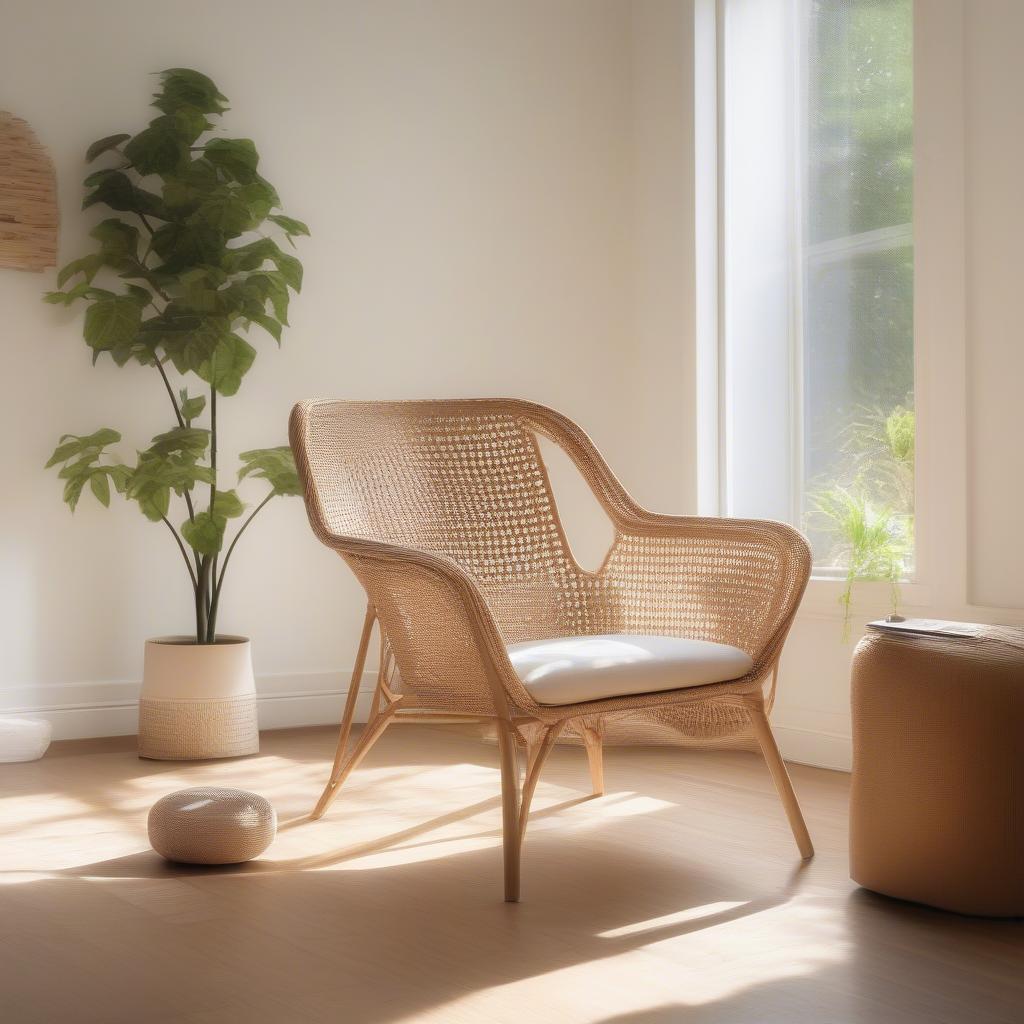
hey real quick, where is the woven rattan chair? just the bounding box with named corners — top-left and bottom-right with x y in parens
top-left (290, 398), bottom-right (813, 901)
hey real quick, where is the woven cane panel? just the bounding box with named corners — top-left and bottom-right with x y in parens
top-left (307, 406), bottom-right (596, 639)
top-left (0, 112), bottom-right (58, 271)
top-left (148, 787), bottom-right (276, 865)
top-left (291, 399), bottom-right (810, 733)
top-left (346, 552), bottom-right (506, 715)
top-left (138, 696), bottom-right (259, 760)
top-left (599, 703), bottom-right (758, 748)
top-left (601, 531), bottom-right (793, 655)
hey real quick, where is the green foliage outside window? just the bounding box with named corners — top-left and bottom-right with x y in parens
top-left (803, 0), bottom-right (915, 629)
top-left (809, 404), bottom-right (915, 638)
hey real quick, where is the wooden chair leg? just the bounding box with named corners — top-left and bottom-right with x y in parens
top-left (580, 718), bottom-right (605, 796)
top-left (518, 722), bottom-right (564, 846)
top-left (747, 702), bottom-right (814, 860)
top-left (310, 604), bottom-right (376, 820)
top-left (311, 704), bottom-right (398, 819)
top-left (496, 722), bottom-right (523, 902)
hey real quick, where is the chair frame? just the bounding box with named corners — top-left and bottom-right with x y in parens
top-left (291, 399), bottom-right (814, 902)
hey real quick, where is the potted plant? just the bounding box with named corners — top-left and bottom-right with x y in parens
top-left (808, 404), bottom-right (915, 639)
top-left (44, 69), bottom-right (309, 759)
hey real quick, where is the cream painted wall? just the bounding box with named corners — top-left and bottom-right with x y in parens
top-left (964, 0), bottom-right (1024, 610)
top-left (627, 0), bottom-right (699, 513)
top-left (0, 0), bottom-right (637, 732)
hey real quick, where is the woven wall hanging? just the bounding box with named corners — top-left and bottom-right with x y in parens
top-left (0, 112), bottom-right (58, 271)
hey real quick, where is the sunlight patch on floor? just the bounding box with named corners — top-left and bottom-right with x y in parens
top-left (0, 751), bottom-right (671, 879)
top-left (598, 900), bottom-right (748, 938)
top-left (404, 894), bottom-right (847, 1024)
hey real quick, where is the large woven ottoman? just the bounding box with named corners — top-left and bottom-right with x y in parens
top-left (850, 625), bottom-right (1024, 916)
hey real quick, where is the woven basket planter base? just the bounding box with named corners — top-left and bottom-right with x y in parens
top-left (139, 696), bottom-right (259, 760)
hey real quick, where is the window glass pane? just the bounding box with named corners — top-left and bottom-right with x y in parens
top-left (801, 0), bottom-right (914, 577)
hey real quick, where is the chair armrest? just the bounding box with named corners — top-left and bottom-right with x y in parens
top-left (598, 517), bottom-right (811, 674)
top-left (516, 401), bottom-right (811, 670)
top-left (321, 535), bottom-right (540, 719)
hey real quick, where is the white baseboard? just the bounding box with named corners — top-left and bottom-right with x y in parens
top-left (773, 724), bottom-right (852, 773)
top-left (1, 671), bottom-right (854, 772)
top-left (0, 671), bottom-right (374, 742)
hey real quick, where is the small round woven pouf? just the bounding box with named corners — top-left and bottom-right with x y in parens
top-left (148, 787), bottom-right (277, 865)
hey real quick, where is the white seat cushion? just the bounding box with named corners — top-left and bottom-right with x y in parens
top-left (507, 634), bottom-right (754, 707)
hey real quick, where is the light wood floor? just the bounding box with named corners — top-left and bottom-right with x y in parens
top-left (1, 725), bottom-right (1021, 1024)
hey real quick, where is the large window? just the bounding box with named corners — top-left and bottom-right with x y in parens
top-left (719, 0), bottom-right (914, 582)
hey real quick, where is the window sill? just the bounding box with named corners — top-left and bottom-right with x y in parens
top-left (800, 576), bottom-right (933, 621)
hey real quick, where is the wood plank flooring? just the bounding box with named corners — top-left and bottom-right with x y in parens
top-left (1, 725), bottom-right (1020, 1023)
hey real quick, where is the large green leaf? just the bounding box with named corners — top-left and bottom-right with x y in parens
top-left (161, 157), bottom-right (219, 213)
top-left (178, 266), bottom-right (224, 312)
top-left (228, 238), bottom-right (302, 289)
top-left (154, 69), bottom-right (228, 118)
top-left (91, 218), bottom-right (140, 256)
top-left (238, 446), bottom-right (301, 496)
top-left (83, 296), bottom-right (142, 357)
top-left (46, 429), bottom-right (125, 512)
top-left (82, 169), bottom-right (169, 220)
top-left (268, 214), bottom-right (311, 243)
top-left (178, 388), bottom-right (206, 424)
top-left (150, 222), bottom-right (224, 273)
top-left (244, 271), bottom-right (291, 325)
top-left (62, 476), bottom-right (87, 512)
top-left (222, 237), bottom-right (278, 273)
top-left (205, 138), bottom-right (259, 183)
top-left (127, 474), bottom-right (171, 521)
top-left (89, 473), bottom-right (111, 507)
top-left (56, 253), bottom-right (103, 289)
top-left (181, 511), bottom-right (224, 554)
top-left (46, 428), bottom-right (121, 469)
top-left (127, 446), bottom-right (214, 521)
top-left (180, 490), bottom-right (243, 554)
top-left (210, 488), bottom-right (245, 518)
top-left (239, 180), bottom-right (279, 220)
top-left (124, 124), bottom-right (188, 176)
top-left (148, 426), bottom-right (210, 460)
top-left (137, 307), bottom-right (203, 371)
top-left (193, 188), bottom-right (254, 236)
top-left (195, 333), bottom-right (256, 396)
top-left (272, 250), bottom-right (302, 291)
top-left (85, 133), bottom-right (130, 162)
top-left (243, 310), bottom-right (282, 343)
top-left (43, 283), bottom-right (94, 307)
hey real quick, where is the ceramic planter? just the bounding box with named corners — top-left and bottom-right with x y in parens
top-left (138, 636), bottom-right (259, 760)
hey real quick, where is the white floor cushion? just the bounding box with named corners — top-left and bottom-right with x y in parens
top-left (507, 633), bottom-right (754, 706)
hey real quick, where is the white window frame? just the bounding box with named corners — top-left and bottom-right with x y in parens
top-left (696, 0), bottom-right (973, 614)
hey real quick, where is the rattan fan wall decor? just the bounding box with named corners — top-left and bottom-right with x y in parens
top-left (0, 112), bottom-right (58, 271)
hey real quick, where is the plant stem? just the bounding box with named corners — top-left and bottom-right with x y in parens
top-left (153, 358), bottom-right (198, 527)
top-left (195, 556), bottom-right (213, 643)
top-left (209, 388), bottom-right (217, 510)
top-left (204, 387), bottom-right (218, 643)
top-left (208, 491), bottom-right (275, 638)
top-left (153, 355), bottom-right (201, 587)
top-left (156, 359), bottom-right (185, 429)
top-left (162, 516), bottom-right (199, 591)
